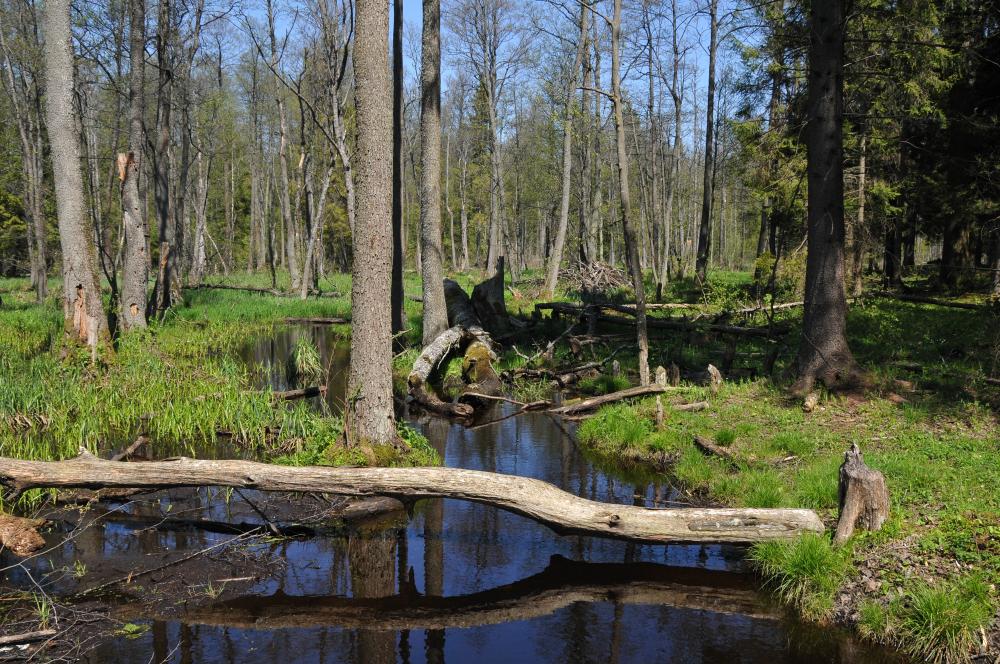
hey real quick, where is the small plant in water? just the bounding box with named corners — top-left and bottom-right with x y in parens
top-left (72, 560), bottom-right (87, 579)
top-left (117, 622), bottom-right (150, 639)
top-left (33, 592), bottom-right (53, 629)
top-left (287, 338), bottom-right (324, 385)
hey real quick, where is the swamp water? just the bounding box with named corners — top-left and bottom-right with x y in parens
top-left (7, 325), bottom-right (896, 662)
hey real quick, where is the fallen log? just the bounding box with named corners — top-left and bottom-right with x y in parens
top-left (875, 291), bottom-right (986, 311)
top-left (116, 556), bottom-right (777, 630)
top-left (408, 326), bottom-right (476, 418)
top-left (693, 435), bottom-right (742, 465)
top-left (283, 317), bottom-right (350, 325)
top-left (549, 384), bottom-right (670, 416)
top-left (0, 451), bottom-right (824, 544)
top-left (183, 283), bottom-right (283, 296)
top-left (0, 630), bottom-right (58, 647)
top-left (273, 386), bottom-right (327, 401)
top-left (0, 513), bottom-right (46, 556)
top-left (535, 303), bottom-right (786, 338)
top-left (674, 401), bottom-right (710, 412)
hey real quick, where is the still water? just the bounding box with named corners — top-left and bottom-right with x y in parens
top-left (14, 325), bottom-right (896, 662)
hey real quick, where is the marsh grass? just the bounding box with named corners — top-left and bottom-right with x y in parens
top-left (577, 374), bottom-right (630, 395)
top-left (749, 534), bottom-right (851, 621)
top-left (858, 576), bottom-right (994, 664)
top-left (0, 274), bottom-right (438, 473)
top-left (288, 338), bottom-right (324, 384)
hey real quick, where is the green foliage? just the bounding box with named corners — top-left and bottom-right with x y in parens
top-left (576, 373), bottom-right (630, 396)
top-left (288, 338), bottom-right (323, 383)
top-left (577, 403), bottom-right (653, 453)
top-left (749, 534), bottom-right (851, 621)
top-left (859, 576), bottom-right (995, 664)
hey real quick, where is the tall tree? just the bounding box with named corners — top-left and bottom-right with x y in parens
top-left (610, 0), bottom-right (649, 385)
top-left (150, 0), bottom-right (175, 317)
top-left (794, 0), bottom-right (859, 393)
top-left (42, 0), bottom-right (108, 354)
top-left (694, 0), bottom-right (718, 284)
top-left (543, 1), bottom-right (587, 299)
top-left (390, 0), bottom-right (406, 338)
top-left (348, 0), bottom-right (397, 445)
top-left (419, 0), bottom-right (448, 345)
top-left (119, 0), bottom-right (148, 330)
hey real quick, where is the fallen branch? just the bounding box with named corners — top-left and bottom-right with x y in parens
top-left (272, 386), bottom-right (326, 401)
top-left (674, 401), bottom-right (710, 412)
top-left (549, 385), bottom-right (670, 416)
top-left (693, 435), bottom-right (740, 464)
top-left (283, 317), bottom-right (350, 325)
top-left (874, 291), bottom-right (986, 311)
top-left (0, 629), bottom-right (58, 647)
top-left (0, 451), bottom-right (824, 544)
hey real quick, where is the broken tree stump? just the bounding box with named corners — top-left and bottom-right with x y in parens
top-left (0, 451), bottom-right (824, 544)
top-left (408, 326), bottom-right (478, 418)
top-left (0, 513), bottom-right (46, 556)
top-left (471, 256), bottom-right (514, 337)
top-left (833, 444), bottom-right (889, 545)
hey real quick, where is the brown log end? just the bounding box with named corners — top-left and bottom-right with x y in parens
top-left (833, 443), bottom-right (889, 545)
top-left (0, 514), bottom-right (47, 556)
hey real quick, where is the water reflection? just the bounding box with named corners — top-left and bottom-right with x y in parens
top-left (8, 330), bottom-right (898, 663)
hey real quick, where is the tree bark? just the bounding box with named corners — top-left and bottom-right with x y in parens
top-left (390, 0), bottom-right (406, 339)
top-left (794, 0), bottom-right (860, 394)
top-left (43, 0), bottom-right (109, 355)
top-left (694, 0), bottom-right (718, 284)
top-left (349, 0), bottom-right (397, 446)
top-left (833, 444), bottom-right (888, 545)
top-left (419, 0), bottom-right (449, 346)
top-left (0, 452), bottom-right (826, 544)
top-left (150, 0), bottom-right (175, 317)
top-left (610, 0), bottom-right (650, 385)
top-left (120, 0), bottom-right (148, 329)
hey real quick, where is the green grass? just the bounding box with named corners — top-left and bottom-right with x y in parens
top-left (0, 272), bottom-right (440, 482)
top-left (859, 576), bottom-right (994, 664)
top-left (749, 533), bottom-right (852, 621)
top-left (577, 373), bottom-right (630, 395)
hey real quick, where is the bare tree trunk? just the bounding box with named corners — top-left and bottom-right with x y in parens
top-left (694, 0), bottom-right (718, 284)
top-left (150, 0), bottom-right (174, 317)
top-left (445, 134), bottom-right (456, 268)
top-left (544, 2), bottom-right (588, 299)
top-left (267, 0), bottom-right (298, 291)
top-left (658, 0), bottom-right (682, 286)
top-left (119, 0), bottom-right (148, 329)
top-left (420, 0), bottom-right (449, 345)
top-left (795, 0), bottom-right (859, 394)
top-left (43, 0), bottom-right (109, 355)
top-left (189, 147), bottom-right (209, 283)
top-left (848, 132), bottom-right (866, 296)
top-left (610, 0), bottom-right (649, 385)
top-left (389, 0), bottom-right (406, 338)
top-left (349, 0), bottom-right (397, 446)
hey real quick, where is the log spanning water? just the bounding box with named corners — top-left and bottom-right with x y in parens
top-left (0, 451), bottom-right (823, 544)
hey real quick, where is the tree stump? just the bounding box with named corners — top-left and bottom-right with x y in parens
top-left (833, 444), bottom-right (889, 545)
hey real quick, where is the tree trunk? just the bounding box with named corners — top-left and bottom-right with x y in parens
top-left (848, 132), bottom-right (866, 296)
top-left (0, 451), bottom-right (826, 544)
top-left (43, 0), bottom-right (109, 355)
top-left (833, 444), bottom-right (888, 545)
top-left (267, 0), bottom-right (299, 291)
top-left (610, 0), bottom-right (650, 386)
top-left (794, 0), bottom-right (860, 393)
top-left (390, 0), bottom-right (406, 338)
top-left (349, 0), bottom-right (397, 446)
top-left (151, 0), bottom-right (174, 317)
top-left (419, 0), bottom-right (449, 346)
top-left (694, 0), bottom-right (718, 284)
top-left (544, 3), bottom-right (588, 299)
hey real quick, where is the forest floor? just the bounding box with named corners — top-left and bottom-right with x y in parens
top-left (1, 267), bottom-right (999, 661)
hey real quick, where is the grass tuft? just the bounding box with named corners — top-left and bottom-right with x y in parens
top-left (749, 533), bottom-right (851, 621)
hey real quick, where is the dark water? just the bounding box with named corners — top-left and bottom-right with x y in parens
top-left (9, 326), bottom-right (896, 663)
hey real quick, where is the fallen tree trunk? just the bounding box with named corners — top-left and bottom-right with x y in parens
top-left (875, 291), bottom-right (985, 311)
top-left (0, 451), bottom-right (823, 544)
top-left (273, 386), bottom-right (326, 401)
top-left (535, 303), bottom-right (786, 338)
top-left (549, 384), bottom-right (670, 416)
top-left (116, 556), bottom-right (777, 630)
top-left (408, 326), bottom-right (476, 418)
top-left (183, 283), bottom-right (284, 296)
top-left (283, 317), bottom-right (350, 325)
